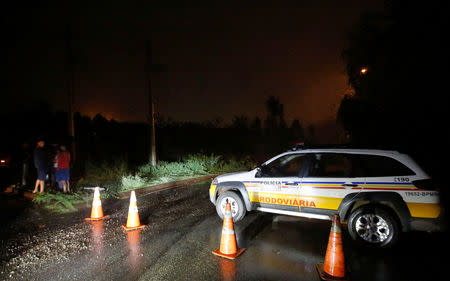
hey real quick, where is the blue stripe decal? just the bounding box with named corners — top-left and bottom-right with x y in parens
top-left (365, 182), bottom-right (413, 185)
top-left (244, 181), bottom-right (303, 184)
top-left (301, 181), bottom-right (344, 184)
top-left (244, 181), bottom-right (413, 185)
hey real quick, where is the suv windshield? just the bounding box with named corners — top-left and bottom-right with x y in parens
top-left (260, 154), bottom-right (307, 177)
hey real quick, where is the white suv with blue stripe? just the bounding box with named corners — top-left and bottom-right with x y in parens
top-left (209, 148), bottom-right (443, 247)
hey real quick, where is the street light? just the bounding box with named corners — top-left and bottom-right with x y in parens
top-left (360, 67), bottom-right (368, 74)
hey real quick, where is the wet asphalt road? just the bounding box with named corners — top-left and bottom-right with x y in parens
top-left (1, 181), bottom-right (449, 281)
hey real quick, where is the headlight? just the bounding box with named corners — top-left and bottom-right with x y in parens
top-left (210, 178), bottom-right (218, 199)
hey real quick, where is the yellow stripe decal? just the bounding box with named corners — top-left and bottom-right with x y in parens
top-left (248, 191), bottom-right (342, 210)
top-left (407, 203), bottom-right (441, 218)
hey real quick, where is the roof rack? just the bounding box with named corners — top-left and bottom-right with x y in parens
top-left (289, 142), bottom-right (305, 151)
top-left (288, 143), bottom-right (401, 152)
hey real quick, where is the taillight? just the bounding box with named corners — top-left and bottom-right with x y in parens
top-left (412, 179), bottom-right (436, 190)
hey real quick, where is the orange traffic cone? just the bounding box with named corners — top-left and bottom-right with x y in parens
top-left (212, 202), bottom-right (245, 260)
top-left (316, 214), bottom-right (348, 281)
top-left (122, 191), bottom-right (146, 231)
top-left (85, 187), bottom-right (109, 221)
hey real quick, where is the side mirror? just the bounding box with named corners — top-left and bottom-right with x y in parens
top-left (255, 167), bottom-right (262, 178)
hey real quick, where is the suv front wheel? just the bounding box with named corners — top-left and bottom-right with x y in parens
top-left (216, 191), bottom-right (246, 222)
top-left (347, 205), bottom-right (399, 248)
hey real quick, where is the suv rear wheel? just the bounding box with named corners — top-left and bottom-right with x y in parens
top-left (347, 205), bottom-right (399, 248)
top-left (216, 191), bottom-right (246, 222)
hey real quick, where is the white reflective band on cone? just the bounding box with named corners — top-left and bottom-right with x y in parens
top-left (222, 228), bottom-right (235, 235)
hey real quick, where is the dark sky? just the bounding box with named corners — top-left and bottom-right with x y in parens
top-left (2, 1), bottom-right (383, 127)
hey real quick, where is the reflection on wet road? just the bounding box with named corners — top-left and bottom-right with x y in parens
top-left (2, 181), bottom-right (448, 281)
top-left (89, 221), bottom-right (104, 255)
top-left (126, 229), bottom-right (142, 275)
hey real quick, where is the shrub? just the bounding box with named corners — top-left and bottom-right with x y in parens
top-left (83, 160), bottom-right (128, 181)
top-left (121, 174), bottom-right (149, 189)
top-left (33, 192), bottom-right (87, 213)
top-left (75, 160), bottom-right (128, 196)
top-left (127, 154), bottom-right (255, 189)
top-left (184, 154), bottom-right (221, 174)
top-left (36, 154), bottom-right (256, 213)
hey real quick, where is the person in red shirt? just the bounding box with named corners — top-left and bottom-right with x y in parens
top-left (56, 145), bottom-right (71, 193)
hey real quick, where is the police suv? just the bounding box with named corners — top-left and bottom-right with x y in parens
top-left (209, 147), bottom-right (443, 247)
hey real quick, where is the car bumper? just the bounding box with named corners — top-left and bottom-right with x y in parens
top-left (409, 209), bottom-right (447, 232)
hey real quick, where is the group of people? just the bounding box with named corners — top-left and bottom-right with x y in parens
top-left (33, 139), bottom-right (71, 194)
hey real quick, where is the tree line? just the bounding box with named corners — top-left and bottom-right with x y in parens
top-left (0, 96), bottom-right (309, 178)
top-left (338, 0), bottom-right (449, 179)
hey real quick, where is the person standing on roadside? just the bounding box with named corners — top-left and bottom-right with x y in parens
top-left (56, 145), bottom-right (71, 193)
top-left (19, 142), bottom-right (32, 187)
top-left (33, 140), bottom-right (46, 194)
top-left (48, 143), bottom-right (59, 189)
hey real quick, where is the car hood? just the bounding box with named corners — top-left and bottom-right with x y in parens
top-left (216, 170), bottom-right (255, 182)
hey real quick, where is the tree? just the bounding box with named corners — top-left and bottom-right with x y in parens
top-left (250, 117), bottom-right (262, 131)
top-left (290, 119), bottom-right (304, 140)
top-left (265, 96), bottom-right (286, 130)
top-left (337, 0), bottom-right (450, 183)
top-left (231, 115), bottom-right (249, 129)
top-left (338, 1), bottom-right (449, 149)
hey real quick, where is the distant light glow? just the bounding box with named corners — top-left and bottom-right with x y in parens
top-left (360, 67), bottom-right (368, 74)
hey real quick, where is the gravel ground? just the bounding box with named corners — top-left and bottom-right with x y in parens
top-left (3, 182), bottom-right (448, 281)
top-left (2, 221), bottom-right (92, 278)
top-left (0, 198), bottom-right (104, 280)
top-left (0, 182), bottom-right (215, 281)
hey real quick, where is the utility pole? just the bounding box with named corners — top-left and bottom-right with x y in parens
top-left (65, 24), bottom-right (76, 160)
top-left (146, 40), bottom-right (157, 166)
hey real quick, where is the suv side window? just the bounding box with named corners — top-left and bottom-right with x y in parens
top-left (261, 154), bottom-right (307, 177)
top-left (306, 153), bottom-right (363, 178)
top-left (358, 154), bottom-right (415, 177)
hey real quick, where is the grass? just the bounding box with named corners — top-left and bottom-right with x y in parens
top-left (34, 154), bottom-right (256, 213)
top-left (120, 154), bottom-right (255, 192)
top-left (75, 160), bottom-right (128, 197)
top-left (32, 192), bottom-right (88, 213)
top-left (32, 160), bottom-right (127, 213)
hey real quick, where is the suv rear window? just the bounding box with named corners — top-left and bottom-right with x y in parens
top-left (357, 154), bottom-right (415, 177)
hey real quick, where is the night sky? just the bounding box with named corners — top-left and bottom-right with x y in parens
top-left (2, 1), bottom-right (383, 127)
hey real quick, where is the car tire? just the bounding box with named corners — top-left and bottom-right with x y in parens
top-left (347, 205), bottom-right (399, 248)
top-left (216, 191), bottom-right (246, 222)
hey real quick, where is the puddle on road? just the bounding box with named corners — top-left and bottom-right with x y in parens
top-left (206, 213), bottom-right (331, 281)
top-left (220, 258), bottom-right (236, 281)
top-left (126, 229), bottom-right (142, 271)
top-left (85, 220), bottom-right (110, 279)
top-left (223, 214), bottom-right (448, 281)
top-left (89, 221), bottom-right (104, 254)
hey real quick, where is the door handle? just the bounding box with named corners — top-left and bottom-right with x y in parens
top-left (341, 183), bottom-right (358, 187)
top-left (285, 182), bottom-right (298, 186)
